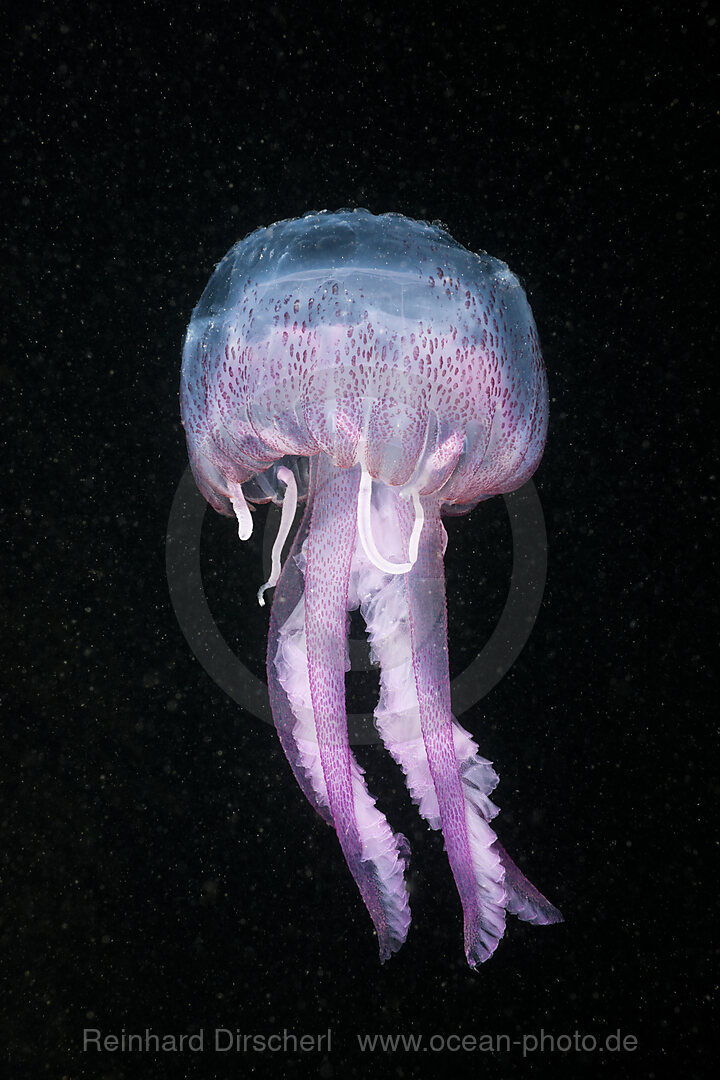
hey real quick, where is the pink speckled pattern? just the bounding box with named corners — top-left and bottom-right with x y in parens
top-left (181, 210), bottom-right (561, 965)
top-left (303, 456), bottom-right (410, 958)
top-left (181, 210), bottom-right (547, 515)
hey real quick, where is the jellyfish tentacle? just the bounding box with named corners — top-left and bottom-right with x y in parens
top-left (227, 482), bottom-right (253, 540)
top-left (273, 582), bottom-right (412, 944)
top-left (267, 468), bottom-right (334, 827)
top-left (357, 467), bottom-right (420, 575)
top-left (274, 456), bottom-right (410, 959)
top-left (257, 466), bottom-right (298, 606)
top-left (363, 560), bottom-right (502, 833)
top-left (405, 489), bottom-right (425, 564)
top-left (357, 489), bottom-right (561, 953)
top-left (394, 493), bottom-right (507, 967)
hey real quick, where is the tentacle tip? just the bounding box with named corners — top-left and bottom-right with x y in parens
top-left (377, 938), bottom-right (392, 964)
top-left (375, 922), bottom-right (410, 965)
top-left (465, 943), bottom-right (489, 970)
top-left (377, 937), bottom-right (405, 965)
top-left (465, 928), bottom-right (504, 969)
top-left (465, 945), bottom-right (493, 969)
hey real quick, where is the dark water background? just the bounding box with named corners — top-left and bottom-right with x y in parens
top-left (3, 3), bottom-right (716, 1077)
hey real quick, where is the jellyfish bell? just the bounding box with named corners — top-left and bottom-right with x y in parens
top-left (182, 209), bottom-right (545, 507)
top-left (180, 209), bottom-right (561, 967)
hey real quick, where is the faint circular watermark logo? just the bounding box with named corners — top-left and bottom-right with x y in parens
top-left (166, 465), bottom-right (547, 745)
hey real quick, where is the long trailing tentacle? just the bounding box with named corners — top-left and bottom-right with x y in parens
top-left (354, 484), bottom-right (561, 963)
top-left (257, 466), bottom-right (298, 606)
top-left (267, 459), bottom-right (333, 826)
top-left (392, 492), bottom-right (504, 965)
top-left (267, 457), bottom-right (410, 960)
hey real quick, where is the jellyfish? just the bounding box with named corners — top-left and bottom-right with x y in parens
top-left (180, 209), bottom-right (562, 967)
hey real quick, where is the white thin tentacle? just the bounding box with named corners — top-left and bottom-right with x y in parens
top-left (357, 467), bottom-right (424, 576)
top-left (257, 466), bottom-right (298, 607)
top-left (229, 485), bottom-right (253, 541)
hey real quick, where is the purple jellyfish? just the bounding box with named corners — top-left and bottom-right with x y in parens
top-left (180, 209), bottom-right (562, 967)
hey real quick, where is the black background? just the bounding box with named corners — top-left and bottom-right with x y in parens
top-left (3, 2), bottom-right (717, 1077)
